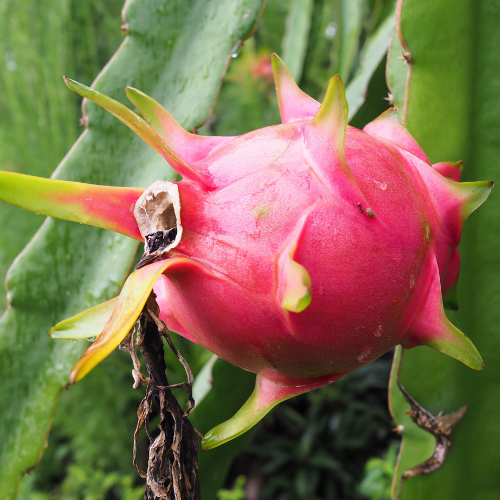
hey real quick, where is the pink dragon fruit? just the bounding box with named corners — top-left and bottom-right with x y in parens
top-left (0, 55), bottom-right (492, 449)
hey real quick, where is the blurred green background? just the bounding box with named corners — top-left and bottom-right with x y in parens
top-left (0, 0), bottom-right (414, 498)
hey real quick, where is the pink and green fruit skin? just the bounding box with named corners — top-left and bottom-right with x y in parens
top-left (153, 74), bottom-right (487, 386)
top-left (158, 123), bottom-right (438, 381)
top-left (0, 55), bottom-right (491, 449)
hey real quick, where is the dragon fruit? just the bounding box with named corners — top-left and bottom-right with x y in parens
top-left (0, 55), bottom-right (492, 449)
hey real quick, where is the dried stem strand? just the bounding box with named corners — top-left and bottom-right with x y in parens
top-left (123, 292), bottom-right (200, 500)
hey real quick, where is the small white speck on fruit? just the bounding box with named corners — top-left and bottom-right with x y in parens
top-left (373, 179), bottom-right (387, 190)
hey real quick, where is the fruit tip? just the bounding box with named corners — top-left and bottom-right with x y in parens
top-left (125, 86), bottom-right (141, 95)
top-left (378, 107), bottom-right (399, 121)
top-left (388, 107), bottom-right (398, 117)
top-left (271, 53), bottom-right (284, 73)
top-left (63, 76), bottom-right (82, 94)
top-left (313, 73), bottom-right (348, 127)
top-left (63, 75), bottom-right (71, 88)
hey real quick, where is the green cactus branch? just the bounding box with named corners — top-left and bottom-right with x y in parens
top-left (388, 1), bottom-right (500, 498)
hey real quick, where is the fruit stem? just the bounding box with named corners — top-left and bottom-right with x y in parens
top-left (124, 292), bottom-right (200, 499)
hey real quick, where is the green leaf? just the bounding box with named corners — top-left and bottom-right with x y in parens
top-left (387, 1), bottom-right (500, 498)
top-left (337, 0), bottom-right (364, 82)
top-left (0, 0), bottom-right (264, 496)
top-left (192, 354), bottom-right (218, 404)
top-left (345, 11), bottom-right (395, 120)
top-left (281, 0), bottom-right (314, 82)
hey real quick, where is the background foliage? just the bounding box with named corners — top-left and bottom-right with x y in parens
top-left (3, 0), bottom-right (497, 499)
top-left (0, 0), bottom-right (124, 315)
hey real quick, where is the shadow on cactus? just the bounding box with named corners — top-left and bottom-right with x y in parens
top-left (0, 54), bottom-right (492, 452)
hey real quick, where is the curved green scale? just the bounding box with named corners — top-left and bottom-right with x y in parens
top-left (125, 87), bottom-right (233, 163)
top-left (455, 180), bottom-right (494, 221)
top-left (202, 372), bottom-right (342, 450)
top-left (65, 78), bottom-right (213, 188)
top-left (202, 376), bottom-right (283, 450)
top-left (49, 297), bottom-right (118, 340)
top-left (70, 257), bottom-right (198, 383)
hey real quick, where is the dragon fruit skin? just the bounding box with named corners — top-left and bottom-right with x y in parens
top-left (0, 55), bottom-right (491, 449)
top-left (147, 62), bottom-right (487, 387)
top-left (155, 124), bottom-right (433, 380)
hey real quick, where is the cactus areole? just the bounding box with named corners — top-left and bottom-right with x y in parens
top-left (0, 55), bottom-right (492, 449)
